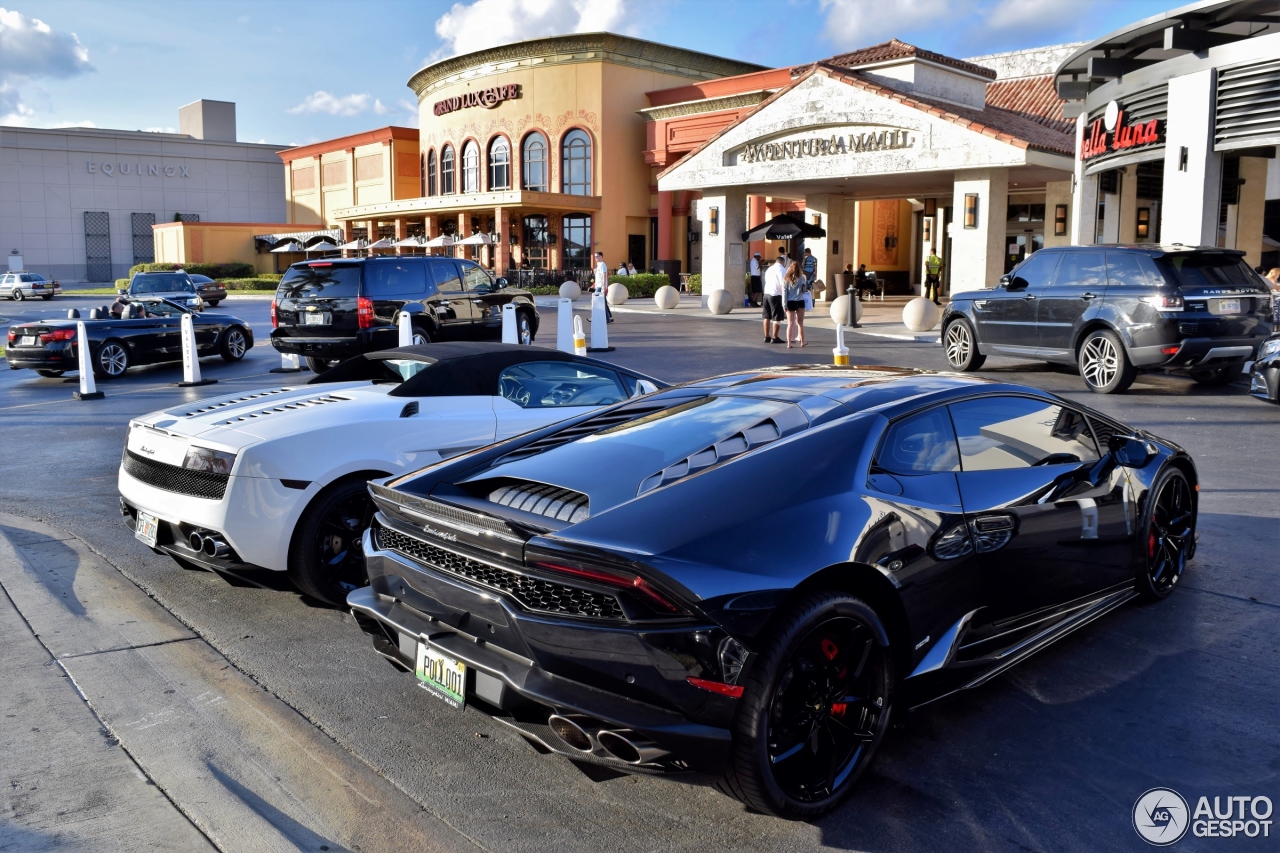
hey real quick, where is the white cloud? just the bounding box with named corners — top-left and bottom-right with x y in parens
top-left (0, 7), bottom-right (93, 124)
top-left (52, 119), bottom-right (95, 128)
top-left (433, 0), bottom-right (633, 58)
top-left (983, 0), bottom-right (1092, 33)
top-left (397, 97), bottom-right (420, 128)
top-left (143, 125), bottom-right (176, 133)
top-left (818, 0), bottom-right (957, 49)
top-left (288, 90), bottom-right (376, 116)
top-left (373, 98), bottom-right (389, 115)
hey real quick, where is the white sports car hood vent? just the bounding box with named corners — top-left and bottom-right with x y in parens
top-left (181, 388), bottom-right (294, 416)
top-left (489, 481), bottom-right (589, 524)
top-left (212, 393), bottom-right (351, 426)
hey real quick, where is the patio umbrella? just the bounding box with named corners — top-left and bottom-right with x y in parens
top-left (270, 241), bottom-right (305, 253)
top-left (366, 238), bottom-right (395, 250)
top-left (337, 238), bottom-right (366, 251)
top-left (423, 234), bottom-right (454, 247)
top-left (393, 236), bottom-right (424, 248)
top-left (741, 214), bottom-right (826, 242)
top-left (456, 232), bottom-right (493, 245)
top-left (307, 240), bottom-right (340, 252)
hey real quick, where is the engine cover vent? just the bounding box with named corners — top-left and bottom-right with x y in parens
top-left (182, 388), bottom-right (293, 417)
top-left (489, 481), bottom-right (589, 524)
top-left (637, 418), bottom-right (785, 496)
top-left (213, 394), bottom-right (349, 425)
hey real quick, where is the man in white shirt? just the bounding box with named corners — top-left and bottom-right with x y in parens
top-left (762, 252), bottom-right (787, 343)
top-left (748, 252), bottom-right (763, 306)
top-left (593, 251), bottom-right (613, 322)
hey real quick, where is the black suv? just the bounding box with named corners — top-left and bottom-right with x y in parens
top-left (941, 245), bottom-right (1273, 393)
top-left (271, 257), bottom-right (539, 372)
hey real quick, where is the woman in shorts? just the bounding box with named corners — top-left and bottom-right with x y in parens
top-left (783, 261), bottom-right (807, 348)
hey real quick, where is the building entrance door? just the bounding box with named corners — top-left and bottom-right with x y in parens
top-left (628, 235), bottom-right (645, 270)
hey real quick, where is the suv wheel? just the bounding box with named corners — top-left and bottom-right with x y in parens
top-left (1078, 329), bottom-right (1136, 394)
top-left (306, 356), bottom-right (337, 373)
top-left (1189, 365), bottom-right (1238, 386)
top-left (942, 319), bottom-right (985, 371)
top-left (411, 325), bottom-right (432, 346)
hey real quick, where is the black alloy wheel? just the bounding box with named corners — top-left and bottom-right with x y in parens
top-left (1189, 365), bottom-right (1238, 386)
top-left (95, 340), bottom-right (129, 379)
top-left (219, 326), bottom-right (248, 362)
top-left (943, 319), bottom-right (985, 371)
top-left (1078, 328), bottom-right (1136, 394)
top-left (287, 478), bottom-right (377, 606)
top-left (36, 369), bottom-right (65, 378)
top-left (1136, 467), bottom-right (1194, 601)
top-left (722, 591), bottom-right (893, 818)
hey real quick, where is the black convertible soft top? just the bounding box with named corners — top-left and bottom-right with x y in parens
top-left (308, 342), bottom-right (608, 398)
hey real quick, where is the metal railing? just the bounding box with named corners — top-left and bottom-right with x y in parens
top-left (501, 268), bottom-right (594, 289)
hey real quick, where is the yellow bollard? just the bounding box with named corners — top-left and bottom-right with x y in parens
top-left (833, 324), bottom-right (850, 366)
top-left (573, 315), bottom-right (587, 356)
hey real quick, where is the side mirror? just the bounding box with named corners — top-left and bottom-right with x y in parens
top-left (632, 379), bottom-right (659, 397)
top-left (117, 288), bottom-right (126, 295)
top-left (998, 274), bottom-right (1011, 288)
top-left (495, 277), bottom-right (508, 289)
top-left (1108, 434), bottom-right (1154, 468)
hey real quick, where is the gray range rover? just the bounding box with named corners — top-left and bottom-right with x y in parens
top-left (941, 245), bottom-right (1272, 393)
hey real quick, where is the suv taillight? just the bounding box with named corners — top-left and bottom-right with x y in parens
top-left (270, 299), bottom-right (278, 328)
top-left (357, 296), bottom-right (374, 330)
top-left (1141, 293), bottom-right (1184, 311)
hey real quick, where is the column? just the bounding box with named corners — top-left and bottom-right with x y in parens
top-left (423, 216), bottom-right (435, 256)
top-left (394, 218), bottom-right (406, 255)
top-left (1117, 166), bottom-right (1138, 243)
top-left (1233, 157), bottom-right (1268, 267)
top-left (342, 221), bottom-right (355, 257)
top-left (698, 187), bottom-right (747, 306)
top-left (950, 168), bottom-right (1009, 294)
top-left (1161, 69), bottom-right (1220, 247)
top-left (346, 147), bottom-right (356, 208)
top-left (1071, 113), bottom-right (1098, 245)
top-left (804, 193), bottom-right (844, 304)
top-left (367, 219), bottom-right (379, 249)
top-left (748, 195), bottom-right (768, 262)
top-left (656, 190), bottom-right (673, 267)
top-left (495, 207), bottom-right (509, 275)
top-left (1100, 171), bottom-right (1122, 243)
top-left (458, 212), bottom-right (467, 259)
top-left (1044, 180), bottom-right (1072, 248)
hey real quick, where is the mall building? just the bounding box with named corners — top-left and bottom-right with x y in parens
top-left (0, 100), bottom-right (286, 281)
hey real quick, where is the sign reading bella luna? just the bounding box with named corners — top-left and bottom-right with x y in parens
top-left (740, 129), bottom-right (914, 163)
top-left (434, 84), bottom-right (522, 116)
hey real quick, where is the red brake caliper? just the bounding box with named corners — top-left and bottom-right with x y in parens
top-left (821, 639), bottom-right (845, 715)
top-left (1149, 530), bottom-right (1157, 559)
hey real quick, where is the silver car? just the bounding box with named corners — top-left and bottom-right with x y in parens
top-left (123, 271), bottom-right (204, 310)
top-left (2, 271), bottom-right (61, 301)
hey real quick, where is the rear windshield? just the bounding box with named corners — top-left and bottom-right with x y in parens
top-left (278, 264), bottom-right (361, 299)
top-left (132, 273), bottom-right (195, 294)
top-left (1157, 254), bottom-right (1260, 288)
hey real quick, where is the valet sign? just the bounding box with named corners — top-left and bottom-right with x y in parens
top-left (1081, 100), bottom-right (1162, 161)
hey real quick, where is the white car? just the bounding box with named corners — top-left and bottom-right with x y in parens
top-left (118, 342), bottom-right (664, 604)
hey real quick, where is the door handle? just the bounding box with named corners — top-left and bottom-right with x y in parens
top-left (471, 299), bottom-right (485, 304)
top-left (1023, 294), bottom-right (1037, 301)
top-left (1081, 292), bottom-right (1097, 300)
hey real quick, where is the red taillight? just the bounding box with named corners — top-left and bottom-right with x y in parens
top-left (40, 328), bottom-right (76, 343)
top-left (6, 328), bottom-right (15, 344)
top-left (309, 261), bottom-right (333, 267)
top-left (357, 296), bottom-right (374, 330)
top-left (271, 299), bottom-right (278, 329)
top-left (687, 677), bottom-right (744, 698)
top-left (531, 561), bottom-right (683, 613)
top-left (1160, 345), bottom-right (1179, 355)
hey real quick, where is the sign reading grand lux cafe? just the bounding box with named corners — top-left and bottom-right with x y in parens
top-left (739, 128), bottom-right (915, 164)
top-left (433, 84), bottom-right (522, 116)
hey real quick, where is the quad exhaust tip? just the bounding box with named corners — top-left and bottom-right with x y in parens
top-left (547, 714), bottom-right (597, 753)
top-left (596, 730), bottom-right (670, 765)
top-left (188, 531), bottom-right (204, 552)
top-left (202, 537), bottom-right (230, 558)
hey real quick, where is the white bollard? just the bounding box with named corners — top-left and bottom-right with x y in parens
top-left (270, 351), bottom-right (303, 373)
top-left (398, 309), bottom-right (413, 347)
top-left (72, 321), bottom-right (103, 400)
top-left (573, 315), bottom-right (587, 356)
top-left (833, 324), bottom-right (850, 366)
top-left (556, 297), bottom-right (574, 353)
top-left (502, 303), bottom-right (518, 344)
top-left (590, 292), bottom-right (608, 351)
top-left (176, 312), bottom-right (216, 387)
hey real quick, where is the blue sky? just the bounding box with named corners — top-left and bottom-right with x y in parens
top-left (2, 0), bottom-right (1177, 146)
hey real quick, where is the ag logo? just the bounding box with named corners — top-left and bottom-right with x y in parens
top-left (1134, 788), bottom-right (1190, 845)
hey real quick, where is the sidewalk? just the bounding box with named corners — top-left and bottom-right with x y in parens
top-left (535, 293), bottom-right (945, 343)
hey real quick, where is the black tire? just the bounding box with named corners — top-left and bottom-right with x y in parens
top-left (219, 326), bottom-right (249, 362)
top-left (287, 477), bottom-right (379, 606)
top-left (1189, 364), bottom-right (1238, 386)
top-left (720, 590), bottom-right (894, 819)
top-left (1135, 467), bottom-right (1194, 601)
top-left (1077, 328), bottom-right (1136, 394)
top-left (306, 356), bottom-right (337, 373)
top-left (40, 294), bottom-right (53, 301)
top-left (411, 325), bottom-right (433, 346)
top-left (12, 288), bottom-right (24, 301)
top-left (942, 319), bottom-right (985, 371)
top-left (207, 299), bottom-right (221, 307)
top-left (94, 339), bottom-right (129, 379)
top-left (516, 309), bottom-right (535, 345)
top-left (35, 369), bottom-right (65, 378)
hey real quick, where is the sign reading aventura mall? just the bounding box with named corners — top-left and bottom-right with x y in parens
top-left (739, 128), bottom-right (914, 163)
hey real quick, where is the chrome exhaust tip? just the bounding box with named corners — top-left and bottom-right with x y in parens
top-left (547, 714), bottom-right (598, 753)
top-left (597, 730), bottom-right (669, 765)
top-left (188, 531), bottom-right (205, 552)
top-left (202, 537), bottom-right (230, 558)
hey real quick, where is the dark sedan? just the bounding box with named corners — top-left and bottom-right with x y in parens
top-left (1248, 332), bottom-right (1280, 402)
top-left (189, 274), bottom-right (228, 307)
top-left (6, 298), bottom-right (253, 378)
top-left (348, 365), bottom-right (1197, 818)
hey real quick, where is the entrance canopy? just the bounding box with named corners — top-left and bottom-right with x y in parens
top-left (742, 213), bottom-right (826, 241)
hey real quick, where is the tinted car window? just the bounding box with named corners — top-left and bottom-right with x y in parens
top-left (1008, 250), bottom-right (1060, 290)
top-left (949, 397), bottom-right (1100, 471)
top-left (1053, 251), bottom-right (1105, 288)
top-left (498, 361), bottom-right (628, 408)
top-left (874, 408), bottom-right (960, 475)
top-left (1158, 254), bottom-right (1258, 288)
top-left (364, 261), bottom-right (427, 297)
top-left (1106, 252), bottom-right (1161, 287)
top-left (277, 264), bottom-right (361, 298)
top-left (132, 273), bottom-right (195, 294)
top-left (430, 261), bottom-right (463, 293)
top-left (460, 261), bottom-right (492, 291)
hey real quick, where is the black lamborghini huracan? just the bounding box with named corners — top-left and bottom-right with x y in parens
top-left (348, 365), bottom-right (1197, 818)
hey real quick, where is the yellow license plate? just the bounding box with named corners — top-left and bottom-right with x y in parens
top-left (415, 640), bottom-right (466, 710)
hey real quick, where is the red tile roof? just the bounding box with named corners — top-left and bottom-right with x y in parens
top-left (985, 76), bottom-right (1075, 134)
top-left (827, 39), bottom-right (997, 81)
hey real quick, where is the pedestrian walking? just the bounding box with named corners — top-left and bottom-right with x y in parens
top-left (749, 253), bottom-right (763, 307)
top-left (593, 251), bottom-right (613, 323)
top-left (801, 247), bottom-right (818, 313)
top-left (783, 261), bottom-right (807, 348)
top-left (1267, 267), bottom-right (1280, 331)
top-left (762, 253), bottom-right (787, 344)
top-left (925, 249), bottom-right (943, 303)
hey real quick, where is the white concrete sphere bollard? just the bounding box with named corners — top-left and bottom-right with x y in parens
top-left (706, 289), bottom-right (735, 315)
top-left (558, 281), bottom-right (581, 302)
top-left (606, 282), bottom-right (629, 305)
top-left (902, 297), bottom-right (942, 332)
top-left (828, 294), bottom-right (863, 327)
top-left (654, 285), bottom-right (680, 309)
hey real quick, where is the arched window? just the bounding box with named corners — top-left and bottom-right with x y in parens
top-left (426, 149), bottom-right (437, 197)
top-left (441, 145), bottom-right (455, 194)
top-left (461, 140), bottom-right (479, 194)
top-left (488, 137), bottom-right (510, 191)
top-left (561, 129), bottom-right (591, 196)
top-left (522, 132), bottom-right (547, 192)
top-left (561, 214), bottom-right (592, 269)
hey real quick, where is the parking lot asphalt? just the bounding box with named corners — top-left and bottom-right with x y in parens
top-left (1, 294), bottom-right (1278, 852)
